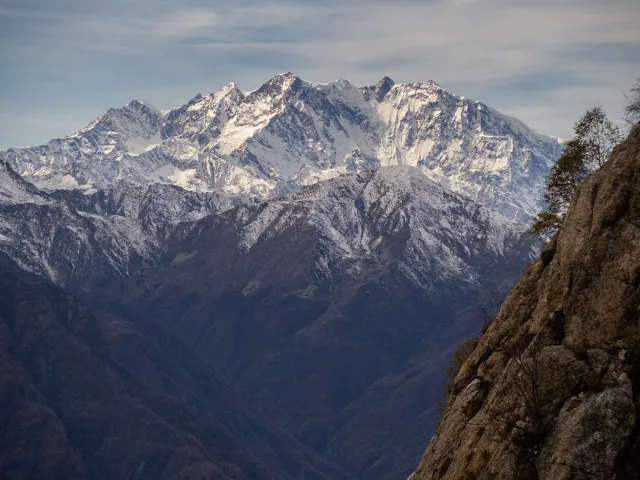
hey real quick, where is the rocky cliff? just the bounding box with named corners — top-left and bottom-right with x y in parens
top-left (410, 125), bottom-right (640, 479)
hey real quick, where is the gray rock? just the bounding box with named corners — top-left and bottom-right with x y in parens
top-left (410, 126), bottom-right (640, 479)
top-left (536, 386), bottom-right (635, 479)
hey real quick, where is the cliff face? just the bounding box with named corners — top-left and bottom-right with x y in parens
top-left (411, 126), bottom-right (640, 480)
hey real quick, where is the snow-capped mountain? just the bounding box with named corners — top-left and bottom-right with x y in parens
top-left (0, 73), bottom-right (555, 479)
top-left (0, 156), bottom-right (535, 295)
top-left (0, 133), bottom-right (543, 480)
top-left (0, 157), bottom-right (236, 286)
top-left (2, 73), bottom-right (563, 222)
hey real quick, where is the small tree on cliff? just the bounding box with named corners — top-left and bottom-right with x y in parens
top-left (623, 77), bottom-right (640, 125)
top-left (531, 139), bottom-right (590, 233)
top-left (532, 106), bottom-right (622, 234)
top-left (573, 106), bottom-right (623, 170)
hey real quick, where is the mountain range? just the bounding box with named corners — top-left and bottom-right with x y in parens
top-left (3, 73), bottom-right (562, 222)
top-left (0, 73), bottom-right (556, 479)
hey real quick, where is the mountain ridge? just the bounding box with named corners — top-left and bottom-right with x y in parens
top-left (2, 73), bottom-right (563, 222)
top-left (0, 154), bottom-right (541, 479)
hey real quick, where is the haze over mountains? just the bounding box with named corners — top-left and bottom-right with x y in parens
top-left (0, 73), bottom-right (556, 479)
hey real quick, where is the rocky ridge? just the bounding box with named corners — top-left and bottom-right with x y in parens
top-left (0, 156), bottom-right (534, 299)
top-left (2, 73), bottom-right (563, 222)
top-left (410, 126), bottom-right (640, 479)
top-left (0, 157), bottom-right (239, 288)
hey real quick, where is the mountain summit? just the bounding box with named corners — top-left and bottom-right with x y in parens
top-left (2, 74), bottom-right (562, 222)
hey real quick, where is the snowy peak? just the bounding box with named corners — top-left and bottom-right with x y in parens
top-left (362, 76), bottom-right (397, 102)
top-left (0, 157), bottom-right (42, 205)
top-left (2, 98), bottom-right (169, 191)
top-left (255, 72), bottom-right (302, 95)
top-left (75, 99), bottom-right (164, 141)
top-left (1, 73), bottom-right (563, 222)
top-left (374, 76), bottom-right (396, 101)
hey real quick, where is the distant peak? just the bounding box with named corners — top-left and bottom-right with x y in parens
top-left (270, 72), bottom-right (299, 85)
top-left (377, 76), bottom-right (395, 88)
top-left (395, 80), bottom-right (440, 89)
top-left (124, 99), bottom-right (162, 115)
top-left (373, 76), bottom-right (395, 101)
top-left (218, 82), bottom-right (240, 97)
top-left (256, 72), bottom-right (302, 96)
top-left (275, 72), bottom-right (297, 79)
top-left (416, 80), bottom-right (443, 91)
top-left (124, 99), bottom-right (144, 109)
top-left (126, 99), bottom-right (147, 108)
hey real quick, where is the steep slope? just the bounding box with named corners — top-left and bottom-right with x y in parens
top-left (410, 126), bottom-right (640, 479)
top-left (89, 166), bottom-right (541, 479)
top-left (3, 100), bottom-right (164, 190)
top-left (0, 269), bottom-right (353, 480)
top-left (0, 157), bottom-right (238, 288)
top-left (2, 74), bottom-right (562, 221)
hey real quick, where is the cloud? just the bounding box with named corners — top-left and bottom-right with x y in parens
top-left (153, 9), bottom-right (219, 37)
top-left (0, 0), bottom-right (639, 148)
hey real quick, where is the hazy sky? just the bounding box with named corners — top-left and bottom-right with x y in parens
top-left (1, 0), bottom-right (639, 149)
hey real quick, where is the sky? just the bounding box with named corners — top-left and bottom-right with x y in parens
top-left (1, 0), bottom-right (639, 149)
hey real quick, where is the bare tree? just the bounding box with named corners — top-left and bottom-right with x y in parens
top-left (480, 341), bottom-right (548, 466)
top-left (477, 287), bottom-right (509, 334)
top-left (623, 77), bottom-right (640, 125)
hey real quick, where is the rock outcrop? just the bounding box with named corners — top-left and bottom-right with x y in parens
top-left (410, 126), bottom-right (640, 479)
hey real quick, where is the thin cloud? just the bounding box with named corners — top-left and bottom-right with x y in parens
top-left (0, 0), bottom-right (638, 148)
